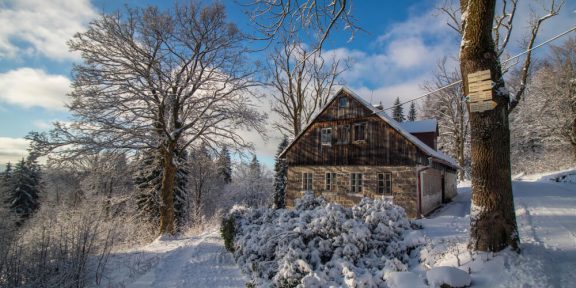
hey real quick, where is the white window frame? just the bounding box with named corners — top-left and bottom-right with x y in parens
top-left (325, 172), bottom-right (336, 191)
top-left (378, 173), bottom-right (392, 195)
top-left (302, 172), bottom-right (313, 191)
top-left (321, 127), bottom-right (332, 146)
top-left (350, 173), bottom-right (363, 193)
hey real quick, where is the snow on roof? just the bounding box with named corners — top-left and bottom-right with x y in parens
top-left (398, 119), bottom-right (437, 134)
top-left (279, 87), bottom-right (459, 168)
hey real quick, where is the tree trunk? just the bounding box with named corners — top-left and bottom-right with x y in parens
top-left (460, 0), bottom-right (519, 252)
top-left (159, 142), bottom-right (177, 235)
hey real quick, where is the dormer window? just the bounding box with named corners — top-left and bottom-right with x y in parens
top-left (339, 96), bottom-right (349, 108)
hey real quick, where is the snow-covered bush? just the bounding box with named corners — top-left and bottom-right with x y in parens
top-left (229, 192), bottom-right (420, 287)
top-left (0, 198), bottom-right (136, 287)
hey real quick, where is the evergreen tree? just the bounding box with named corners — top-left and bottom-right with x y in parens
top-left (392, 97), bottom-right (405, 122)
top-left (0, 162), bottom-right (17, 246)
top-left (134, 148), bottom-right (189, 229)
top-left (0, 163), bottom-right (13, 196)
top-left (217, 146), bottom-right (232, 184)
top-left (272, 137), bottom-right (289, 209)
top-left (249, 155), bottom-right (261, 179)
top-left (0, 162), bottom-right (13, 209)
top-left (8, 156), bottom-right (41, 221)
top-left (408, 102), bottom-right (417, 121)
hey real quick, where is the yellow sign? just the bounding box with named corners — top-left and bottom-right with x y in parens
top-left (467, 69), bottom-right (495, 113)
top-left (469, 81), bottom-right (492, 93)
top-left (467, 70), bottom-right (491, 82)
top-left (469, 90), bottom-right (492, 102)
top-left (470, 100), bottom-right (497, 113)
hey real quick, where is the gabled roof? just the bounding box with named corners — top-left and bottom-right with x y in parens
top-left (399, 119), bottom-right (438, 134)
top-left (279, 87), bottom-right (458, 168)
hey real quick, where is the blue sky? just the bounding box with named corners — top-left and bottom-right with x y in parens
top-left (0, 0), bottom-right (574, 169)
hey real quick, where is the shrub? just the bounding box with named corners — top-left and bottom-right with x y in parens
top-left (230, 192), bottom-right (421, 287)
top-left (0, 200), bottom-right (119, 287)
top-left (221, 213), bottom-right (237, 252)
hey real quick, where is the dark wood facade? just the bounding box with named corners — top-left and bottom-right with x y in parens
top-left (285, 92), bottom-right (430, 167)
top-left (411, 132), bottom-right (437, 150)
top-left (281, 88), bottom-right (458, 217)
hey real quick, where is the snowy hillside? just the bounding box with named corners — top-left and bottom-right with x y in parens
top-left (98, 170), bottom-right (576, 287)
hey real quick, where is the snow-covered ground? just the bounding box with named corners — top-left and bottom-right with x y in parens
top-left (96, 229), bottom-right (247, 288)
top-left (415, 170), bottom-right (576, 287)
top-left (98, 169), bottom-right (576, 287)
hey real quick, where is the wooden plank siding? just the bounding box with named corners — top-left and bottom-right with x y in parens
top-left (283, 89), bottom-right (458, 218)
top-left (285, 92), bottom-right (429, 167)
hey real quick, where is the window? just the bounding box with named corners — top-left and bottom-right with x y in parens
top-left (378, 173), bottom-right (392, 195)
top-left (302, 173), bottom-right (313, 191)
top-left (325, 173), bottom-right (336, 190)
top-left (350, 173), bottom-right (363, 193)
top-left (353, 122), bottom-right (367, 142)
top-left (337, 125), bottom-right (350, 144)
top-left (321, 128), bottom-right (332, 145)
top-left (339, 96), bottom-right (349, 108)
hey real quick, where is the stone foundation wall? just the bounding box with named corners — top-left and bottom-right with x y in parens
top-left (286, 165), bottom-right (419, 217)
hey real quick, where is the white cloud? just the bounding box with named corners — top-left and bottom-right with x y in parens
top-left (0, 68), bottom-right (71, 111)
top-left (323, 6), bottom-right (459, 98)
top-left (0, 0), bottom-right (97, 61)
top-left (387, 37), bottom-right (430, 69)
top-left (33, 120), bottom-right (54, 130)
top-left (351, 77), bottom-right (429, 110)
top-left (0, 137), bottom-right (29, 165)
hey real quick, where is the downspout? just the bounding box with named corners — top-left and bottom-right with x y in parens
top-left (416, 157), bottom-right (434, 218)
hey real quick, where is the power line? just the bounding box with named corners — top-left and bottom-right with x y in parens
top-left (381, 25), bottom-right (576, 111)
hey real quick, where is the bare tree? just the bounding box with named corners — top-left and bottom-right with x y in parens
top-left (441, 0), bottom-right (564, 107)
top-left (246, 0), bottom-right (360, 50)
top-left (268, 38), bottom-right (347, 137)
top-left (512, 37), bottom-right (576, 165)
top-left (439, 0), bottom-right (564, 252)
top-left (421, 58), bottom-right (470, 180)
top-left (460, 0), bottom-right (518, 252)
top-left (28, 3), bottom-right (266, 235)
top-left (188, 145), bottom-right (220, 225)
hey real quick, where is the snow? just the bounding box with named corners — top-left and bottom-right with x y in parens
top-left (95, 229), bottom-right (247, 288)
top-left (229, 192), bottom-right (418, 287)
top-left (385, 271), bottom-right (427, 288)
top-left (414, 170), bottom-right (576, 287)
top-left (398, 119), bottom-right (437, 134)
top-left (95, 169), bottom-right (576, 287)
top-left (426, 266), bottom-right (471, 288)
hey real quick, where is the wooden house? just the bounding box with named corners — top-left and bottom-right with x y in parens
top-left (279, 87), bottom-right (459, 218)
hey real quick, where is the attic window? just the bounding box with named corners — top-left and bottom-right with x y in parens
top-left (339, 97), bottom-right (349, 108)
top-left (321, 128), bottom-right (332, 145)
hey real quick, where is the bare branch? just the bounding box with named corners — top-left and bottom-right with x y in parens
top-left (266, 36), bottom-right (348, 137)
top-left (509, 0), bottom-right (565, 111)
top-left (245, 0), bottom-right (361, 50)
